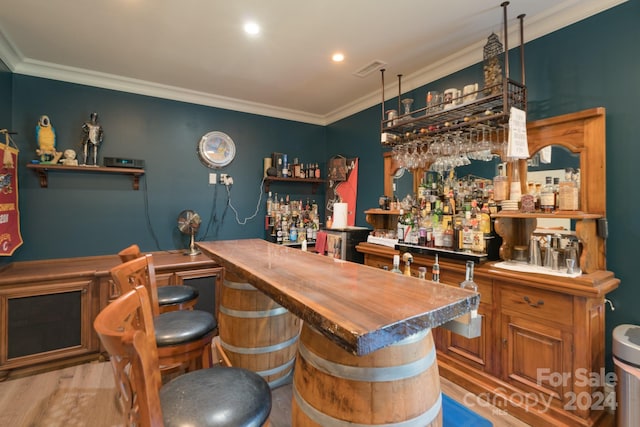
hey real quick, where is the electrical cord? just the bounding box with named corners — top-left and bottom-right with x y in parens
top-left (225, 176), bottom-right (266, 225)
top-left (142, 175), bottom-right (164, 251)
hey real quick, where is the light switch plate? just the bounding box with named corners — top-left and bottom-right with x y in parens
top-left (209, 173), bottom-right (217, 185)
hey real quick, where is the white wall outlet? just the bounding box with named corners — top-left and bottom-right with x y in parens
top-left (219, 173), bottom-right (227, 184)
top-left (209, 173), bottom-right (217, 185)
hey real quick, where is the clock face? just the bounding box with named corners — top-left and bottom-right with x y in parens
top-left (197, 131), bottom-right (236, 168)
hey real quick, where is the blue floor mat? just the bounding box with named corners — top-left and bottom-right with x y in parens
top-left (443, 393), bottom-right (493, 427)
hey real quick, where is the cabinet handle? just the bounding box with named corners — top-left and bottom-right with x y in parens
top-left (523, 295), bottom-right (544, 308)
top-left (502, 338), bottom-right (507, 348)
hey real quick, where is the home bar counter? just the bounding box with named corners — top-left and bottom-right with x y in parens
top-left (197, 238), bottom-right (478, 426)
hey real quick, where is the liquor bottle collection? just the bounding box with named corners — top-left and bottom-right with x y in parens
top-left (394, 171), bottom-right (496, 255)
top-left (390, 164), bottom-right (581, 257)
top-left (265, 192), bottom-right (320, 245)
top-left (270, 152), bottom-right (321, 179)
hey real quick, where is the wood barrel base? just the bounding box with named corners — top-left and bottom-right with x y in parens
top-left (292, 322), bottom-right (442, 426)
top-left (219, 275), bottom-right (301, 388)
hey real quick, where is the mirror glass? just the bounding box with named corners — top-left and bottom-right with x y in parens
top-left (393, 167), bottom-right (414, 202)
top-left (527, 145), bottom-right (581, 230)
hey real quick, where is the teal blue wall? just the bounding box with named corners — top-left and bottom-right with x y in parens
top-left (6, 76), bottom-right (326, 261)
top-left (0, 59), bottom-right (10, 124)
top-left (2, 0), bottom-right (638, 370)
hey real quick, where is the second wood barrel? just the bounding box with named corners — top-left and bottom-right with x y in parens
top-left (219, 276), bottom-right (301, 388)
top-left (292, 322), bottom-right (442, 426)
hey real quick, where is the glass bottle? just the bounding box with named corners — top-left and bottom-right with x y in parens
top-left (509, 160), bottom-right (521, 202)
top-left (432, 254), bottom-right (440, 282)
top-left (403, 256), bottom-right (412, 276)
top-left (266, 191), bottom-right (273, 215)
top-left (553, 177), bottom-right (561, 211)
top-left (540, 177), bottom-right (555, 213)
top-left (460, 261), bottom-right (479, 318)
top-left (397, 209), bottom-right (405, 243)
top-left (493, 163), bottom-right (508, 202)
top-left (390, 254), bottom-right (402, 274)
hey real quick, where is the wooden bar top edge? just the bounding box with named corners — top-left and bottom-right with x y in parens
top-left (197, 239), bottom-right (477, 356)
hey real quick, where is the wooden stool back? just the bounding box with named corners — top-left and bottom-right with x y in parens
top-left (94, 286), bottom-right (164, 426)
top-left (110, 254), bottom-right (215, 374)
top-left (118, 244), bottom-right (199, 313)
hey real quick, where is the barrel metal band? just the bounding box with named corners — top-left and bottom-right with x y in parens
top-left (223, 280), bottom-right (258, 291)
top-left (219, 305), bottom-right (288, 318)
top-left (220, 333), bottom-right (300, 355)
top-left (293, 385), bottom-right (442, 427)
top-left (268, 366), bottom-right (294, 389)
top-left (298, 339), bottom-right (435, 382)
top-left (256, 356), bottom-right (296, 377)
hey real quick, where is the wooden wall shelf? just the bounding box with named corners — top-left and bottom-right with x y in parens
top-left (27, 164), bottom-right (145, 190)
top-left (263, 176), bottom-right (324, 193)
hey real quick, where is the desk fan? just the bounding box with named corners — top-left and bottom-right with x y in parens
top-left (177, 209), bottom-right (202, 256)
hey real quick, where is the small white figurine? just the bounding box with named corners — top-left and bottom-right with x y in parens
top-left (60, 149), bottom-right (79, 166)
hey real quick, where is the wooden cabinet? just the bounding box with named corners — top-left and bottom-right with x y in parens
top-left (356, 241), bottom-right (618, 426)
top-left (0, 251), bottom-right (222, 380)
top-left (0, 276), bottom-right (98, 380)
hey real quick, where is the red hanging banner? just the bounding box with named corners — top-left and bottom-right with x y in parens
top-left (0, 130), bottom-right (22, 256)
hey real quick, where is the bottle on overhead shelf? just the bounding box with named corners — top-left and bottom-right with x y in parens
top-left (460, 261), bottom-right (479, 318)
top-left (314, 163), bottom-right (321, 179)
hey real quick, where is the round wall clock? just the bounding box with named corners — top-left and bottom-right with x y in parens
top-left (197, 131), bottom-right (236, 168)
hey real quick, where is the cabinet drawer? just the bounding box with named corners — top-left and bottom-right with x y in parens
top-left (500, 284), bottom-right (573, 326)
top-left (364, 253), bottom-right (394, 271)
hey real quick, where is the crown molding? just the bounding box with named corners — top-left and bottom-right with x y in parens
top-left (10, 57), bottom-right (327, 126)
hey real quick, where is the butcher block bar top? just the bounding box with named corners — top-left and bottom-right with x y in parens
top-left (197, 239), bottom-right (477, 356)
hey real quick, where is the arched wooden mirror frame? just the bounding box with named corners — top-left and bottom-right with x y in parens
top-left (383, 152), bottom-right (423, 199)
top-left (520, 107), bottom-right (606, 216)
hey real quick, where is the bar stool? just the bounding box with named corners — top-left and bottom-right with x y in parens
top-left (110, 254), bottom-right (216, 374)
top-left (118, 244), bottom-right (199, 313)
top-left (95, 285), bottom-right (271, 426)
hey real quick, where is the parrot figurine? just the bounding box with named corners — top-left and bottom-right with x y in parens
top-left (36, 115), bottom-right (62, 164)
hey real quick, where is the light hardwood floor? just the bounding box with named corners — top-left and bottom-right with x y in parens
top-left (0, 360), bottom-right (535, 427)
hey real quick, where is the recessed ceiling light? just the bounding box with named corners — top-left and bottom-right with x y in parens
top-left (244, 21), bottom-right (260, 36)
top-left (332, 52), bottom-right (345, 62)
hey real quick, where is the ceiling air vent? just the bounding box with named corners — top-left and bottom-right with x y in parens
top-left (352, 60), bottom-right (387, 78)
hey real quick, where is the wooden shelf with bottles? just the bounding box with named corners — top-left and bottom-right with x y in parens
top-left (27, 163), bottom-right (145, 190)
top-left (263, 176), bottom-right (324, 193)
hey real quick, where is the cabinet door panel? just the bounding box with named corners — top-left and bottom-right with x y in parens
top-left (503, 315), bottom-right (573, 402)
top-left (173, 267), bottom-right (224, 319)
top-left (1, 280), bottom-right (93, 368)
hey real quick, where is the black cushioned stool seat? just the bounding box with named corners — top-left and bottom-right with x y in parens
top-left (161, 366), bottom-right (272, 427)
top-left (157, 285), bottom-right (199, 307)
top-left (155, 310), bottom-right (217, 347)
